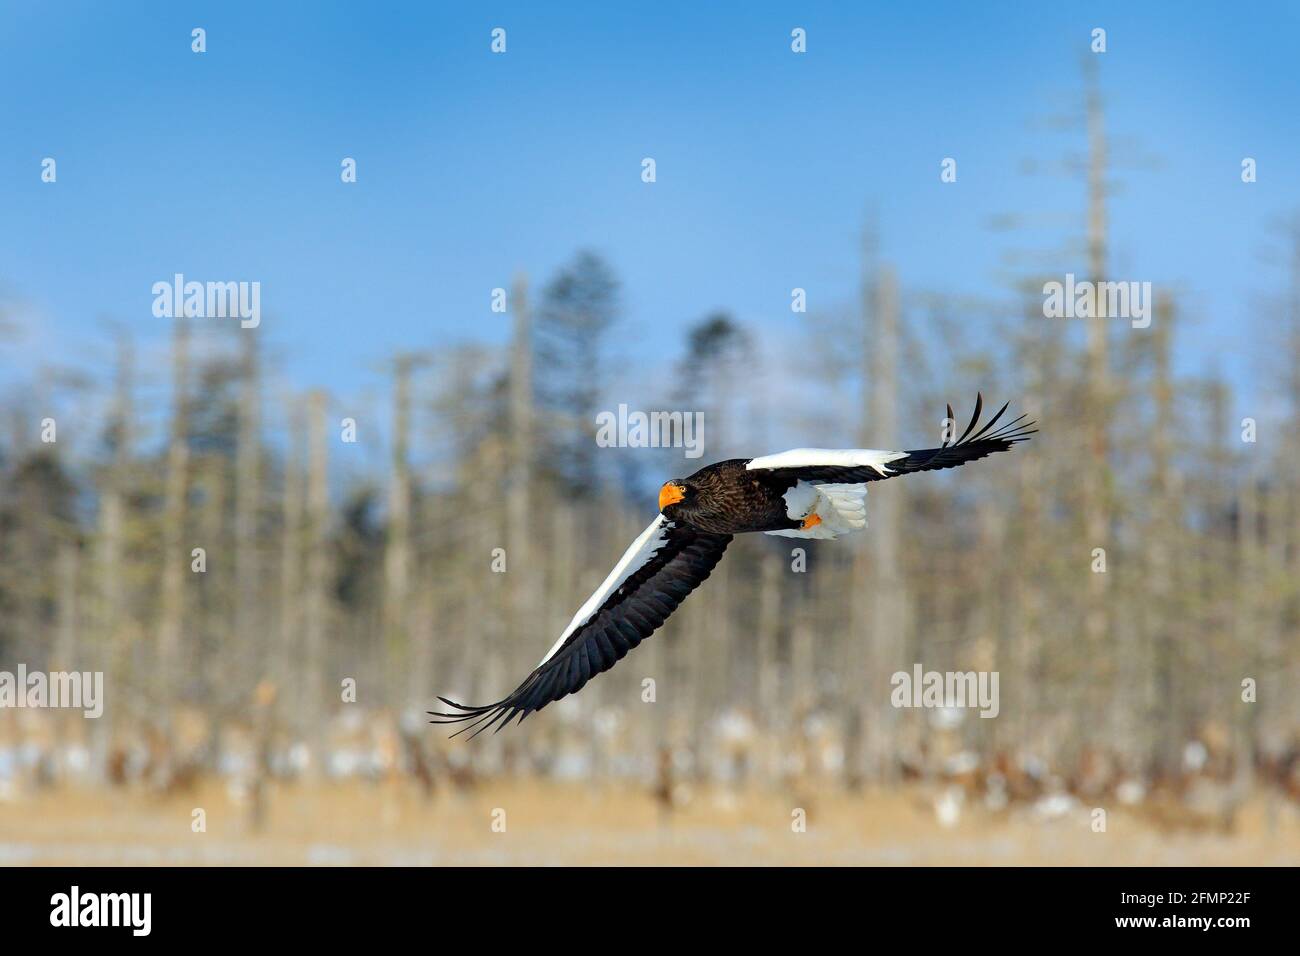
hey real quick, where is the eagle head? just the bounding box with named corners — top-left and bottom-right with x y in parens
top-left (658, 479), bottom-right (690, 513)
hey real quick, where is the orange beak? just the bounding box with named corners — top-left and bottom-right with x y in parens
top-left (659, 482), bottom-right (685, 511)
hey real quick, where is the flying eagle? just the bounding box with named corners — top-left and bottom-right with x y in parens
top-left (432, 394), bottom-right (1034, 737)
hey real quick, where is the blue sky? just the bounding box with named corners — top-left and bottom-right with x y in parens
top-left (2, 1), bottom-right (1298, 441)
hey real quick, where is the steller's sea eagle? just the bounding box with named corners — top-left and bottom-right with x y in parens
top-left (432, 394), bottom-right (1034, 737)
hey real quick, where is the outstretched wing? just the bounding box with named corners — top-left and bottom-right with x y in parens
top-left (746, 393), bottom-right (1035, 484)
top-left (431, 516), bottom-right (731, 738)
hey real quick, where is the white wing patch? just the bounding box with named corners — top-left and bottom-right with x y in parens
top-left (766, 481), bottom-right (871, 540)
top-left (746, 447), bottom-right (908, 474)
top-left (540, 515), bottom-right (670, 666)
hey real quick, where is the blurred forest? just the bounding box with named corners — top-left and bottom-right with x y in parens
top-left (2, 68), bottom-right (1299, 864)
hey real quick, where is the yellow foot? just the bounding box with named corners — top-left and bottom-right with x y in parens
top-left (801, 513), bottom-right (822, 531)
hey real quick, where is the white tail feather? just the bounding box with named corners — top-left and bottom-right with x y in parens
top-left (765, 481), bottom-right (870, 540)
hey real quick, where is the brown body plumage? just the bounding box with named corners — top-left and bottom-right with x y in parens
top-left (659, 460), bottom-right (800, 534)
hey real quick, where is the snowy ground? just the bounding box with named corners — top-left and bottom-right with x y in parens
top-left (2, 780), bottom-right (1297, 866)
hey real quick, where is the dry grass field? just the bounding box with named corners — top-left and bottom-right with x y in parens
top-left (3, 780), bottom-right (1297, 866)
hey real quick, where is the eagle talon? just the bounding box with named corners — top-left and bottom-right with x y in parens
top-left (801, 513), bottom-right (822, 531)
